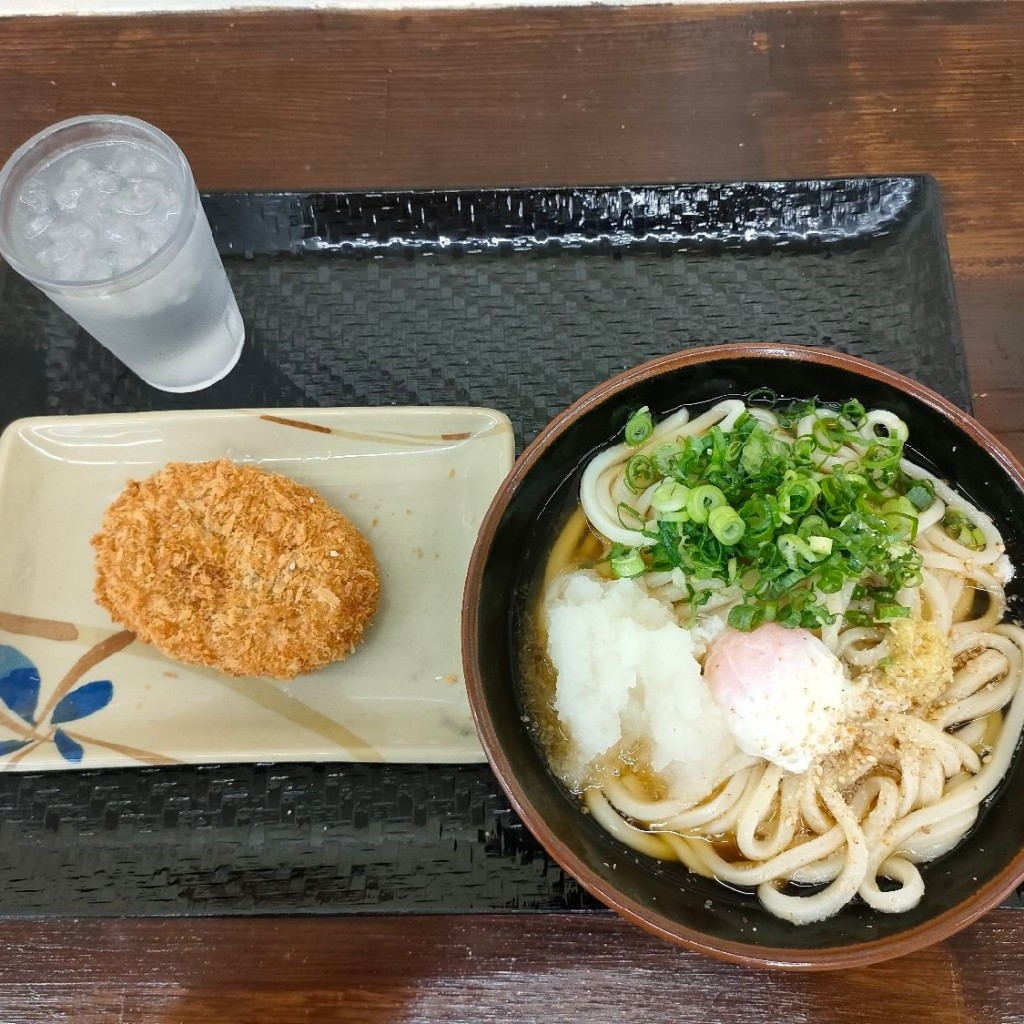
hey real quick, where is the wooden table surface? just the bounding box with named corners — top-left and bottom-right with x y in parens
top-left (2, 2), bottom-right (1024, 1020)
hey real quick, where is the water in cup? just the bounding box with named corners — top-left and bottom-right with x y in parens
top-left (0, 116), bottom-right (244, 392)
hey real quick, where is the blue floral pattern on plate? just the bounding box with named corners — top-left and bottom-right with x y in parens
top-left (0, 645), bottom-right (113, 763)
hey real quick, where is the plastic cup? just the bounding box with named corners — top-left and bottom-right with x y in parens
top-left (0, 115), bottom-right (244, 392)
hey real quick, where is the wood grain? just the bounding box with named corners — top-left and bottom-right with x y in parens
top-left (2, 1), bottom-right (1024, 1020)
top-left (0, 911), bottom-right (1022, 1022)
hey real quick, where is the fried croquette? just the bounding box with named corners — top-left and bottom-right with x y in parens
top-left (92, 459), bottom-right (380, 680)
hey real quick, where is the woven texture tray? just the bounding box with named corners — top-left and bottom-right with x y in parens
top-left (0, 176), bottom-right (1001, 916)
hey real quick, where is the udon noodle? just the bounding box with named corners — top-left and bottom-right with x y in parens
top-left (525, 397), bottom-right (1023, 924)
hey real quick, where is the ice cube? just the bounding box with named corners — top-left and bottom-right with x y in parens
top-left (146, 182), bottom-right (183, 221)
top-left (57, 251), bottom-right (87, 282)
top-left (78, 192), bottom-right (114, 228)
top-left (115, 180), bottom-right (158, 216)
top-left (22, 213), bottom-right (54, 240)
top-left (53, 183), bottom-right (82, 210)
top-left (63, 156), bottom-right (95, 184)
top-left (43, 220), bottom-right (96, 263)
top-left (108, 143), bottom-right (146, 178)
top-left (137, 214), bottom-right (175, 252)
top-left (17, 186), bottom-right (47, 211)
top-left (103, 220), bottom-right (141, 248)
top-left (67, 222), bottom-right (97, 246)
top-left (94, 173), bottom-right (118, 194)
top-left (36, 238), bottom-right (73, 266)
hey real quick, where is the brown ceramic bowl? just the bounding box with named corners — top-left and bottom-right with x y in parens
top-left (462, 342), bottom-right (1024, 970)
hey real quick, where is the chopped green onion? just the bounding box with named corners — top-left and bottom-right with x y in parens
top-left (708, 505), bottom-right (746, 546)
top-left (904, 478), bottom-right (935, 511)
top-left (841, 399), bottom-right (868, 427)
top-left (883, 511), bottom-right (918, 542)
top-left (741, 431), bottom-right (768, 476)
top-left (592, 396), bottom-right (952, 629)
top-left (609, 544), bottom-right (646, 578)
top-left (625, 454), bottom-right (657, 494)
top-left (942, 508), bottom-right (986, 551)
top-left (795, 596), bottom-right (838, 628)
top-left (777, 398), bottom-right (819, 429)
top-left (777, 533), bottom-right (830, 569)
top-left (807, 536), bottom-right (833, 556)
top-left (874, 602), bottom-right (911, 623)
top-left (778, 476), bottom-right (820, 518)
top-left (791, 435), bottom-right (817, 465)
top-left (811, 416), bottom-right (847, 453)
top-left (739, 495), bottom-right (777, 546)
top-left (844, 609), bottom-right (874, 627)
top-left (862, 439), bottom-right (902, 471)
top-left (653, 443), bottom-right (683, 476)
top-left (616, 502), bottom-right (645, 530)
top-left (893, 563), bottom-right (923, 589)
top-left (817, 566), bottom-right (846, 593)
top-left (686, 484), bottom-right (726, 524)
top-left (653, 521), bottom-right (684, 567)
top-left (942, 508), bottom-right (967, 530)
top-left (882, 496), bottom-right (916, 517)
top-left (728, 603), bottom-right (765, 631)
top-left (797, 513), bottom-right (828, 539)
top-left (650, 480), bottom-right (689, 513)
top-left (966, 528), bottom-right (985, 550)
top-left (624, 407), bottom-right (654, 447)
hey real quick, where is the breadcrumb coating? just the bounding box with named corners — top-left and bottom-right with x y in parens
top-left (92, 459), bottom-right (380, 680)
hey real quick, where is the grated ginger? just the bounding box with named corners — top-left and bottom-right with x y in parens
top-left (867, 618), bottom-right (954, 711)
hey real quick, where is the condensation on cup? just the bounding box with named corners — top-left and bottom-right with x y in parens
top-left (0, 115), bottom-right (244, 392)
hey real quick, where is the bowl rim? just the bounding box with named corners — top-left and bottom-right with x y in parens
top-left (462, 341), bottom-right (1024, 970)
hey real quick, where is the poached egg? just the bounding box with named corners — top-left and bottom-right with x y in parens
top-left (703, 622), bottom-right (854, 773)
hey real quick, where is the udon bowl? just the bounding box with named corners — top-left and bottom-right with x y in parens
top-left (462, 343), bottom-right (1024, 970)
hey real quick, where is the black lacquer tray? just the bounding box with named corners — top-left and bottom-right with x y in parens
top-left (0, 177), bottom-right (999, 917)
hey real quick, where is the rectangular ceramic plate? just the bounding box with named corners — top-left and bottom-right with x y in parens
top-left (0, 406), bottom-right (513, 770)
